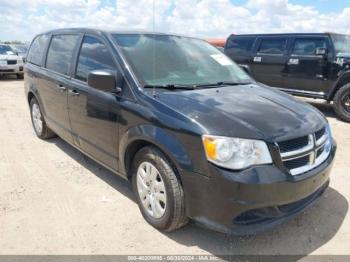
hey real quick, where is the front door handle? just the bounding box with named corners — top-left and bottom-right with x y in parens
top-left (56, 84), bottom-right (67, 92)
top-left (69, 90), bottom-right (80, 96)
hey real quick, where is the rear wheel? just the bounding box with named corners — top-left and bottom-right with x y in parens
top-left (30, 97), bottom-right (56, 139)
top-left (334, 83), bottom-right (350, 122)
top-left (132, 146), bottom-right (188, 232)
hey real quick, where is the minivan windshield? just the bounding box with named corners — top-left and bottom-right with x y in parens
top-left (0, 45), bottom-right (15, 55)
top-left (113, 34), bottom-right (252, 87)
top-left (331, 34), bottom-right (350, 53)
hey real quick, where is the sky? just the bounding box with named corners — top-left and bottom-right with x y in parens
top-left (1, 0), bottom-right (350, 42)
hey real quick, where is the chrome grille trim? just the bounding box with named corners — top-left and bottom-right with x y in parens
top-left (277, 127), bottom-right (331, 176)
top-left (280, 134), bottom-right (314, 159)
top-left (316, 133), bottom-right (328, 146)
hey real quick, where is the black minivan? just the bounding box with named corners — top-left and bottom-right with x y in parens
top-left (25, 28), bottom-right (336, 235)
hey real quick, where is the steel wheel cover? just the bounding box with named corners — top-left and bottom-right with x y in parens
top-left (136, 161), bottom-right (167, 219)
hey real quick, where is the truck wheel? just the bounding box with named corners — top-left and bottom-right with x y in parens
top-left (30, 97), bottom-right (56, 139)
top-left (16, 74), bottom-right (24, 79)
top-left (334, 83), bottom-right (350, 122)
top-left (132, 146), bottom-right (188, 232)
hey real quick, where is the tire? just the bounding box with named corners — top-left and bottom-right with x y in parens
top-left (16, 74), bottom-right (24, 80)
top-left (29, 97), bottom-right (56, 139)
top-left (334, 83), bottom-right (350, 122)
top-left (132, 146), bottom-right (188, 232)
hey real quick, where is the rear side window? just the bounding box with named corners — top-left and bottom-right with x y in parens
top-left (46, 34), bottom-right (79, 75)
top-left (292, 38), bottom-right (327, 55)
top-left (226, 36), bottom-right (255, 56)
top-left (27, 35), bottom-right (49, 66)
top-left (75, 36), bottom-right (115, 82)
top-left (258, 38), bottom-right (287, 54)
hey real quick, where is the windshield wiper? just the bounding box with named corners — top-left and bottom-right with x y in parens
top-left (144, 84), bottom-right (196, 90)
top-left (195, 81), bottom-right (252, 88)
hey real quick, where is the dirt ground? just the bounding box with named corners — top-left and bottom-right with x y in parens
top-left (0, 77), bottom-right (349, 256)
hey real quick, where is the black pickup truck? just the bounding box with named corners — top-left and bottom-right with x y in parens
top-left (225, 33), bottom-right (350, 122)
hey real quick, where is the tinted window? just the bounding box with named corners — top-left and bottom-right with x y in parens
top-left (292, 38), bottom-right (327, 55)
top-left (75, 36), bottom-right (115, 82)
top-left (226, 36), bottom-right (255, 56)
top-left (258, 38), bottom-right (287, 54)
top-left (46, 34), bottom-right (79, 75)
top-left (331, 34), bottom-right (350, 53)
top-left (27, 35), bottom-right (49, 66)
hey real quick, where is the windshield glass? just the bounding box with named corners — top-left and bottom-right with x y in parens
top-left (113, 34), bottom-right (251, 87)
top-left (331, 34), bottom-right (350, 53)
top-left (0, 45), bottom-right (14, 55)
top-left (12, 45), bottom-right (28, 53)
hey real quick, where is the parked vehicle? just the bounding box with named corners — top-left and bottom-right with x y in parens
top-left (207, 38), bottom-right (226, 52)
top-left (225, 33), bottom-right (350, 122)
top-left (0, 44), bottom-right (24, 79)
top-left (206, 38), bottom-right (226, 47)
top-left (10, 44), bottom-right (28, 62)
top-left (25, 28), bottom-right (336, 235)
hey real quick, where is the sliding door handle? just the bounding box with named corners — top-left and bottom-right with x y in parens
top-left (56, 84), bottom-right (67, 92)
top-left (69, 90), bottom-right (80, 96)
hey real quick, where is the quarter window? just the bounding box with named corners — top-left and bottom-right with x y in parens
top-left (27, 34), bottom-right (49, 66)
top-left (258, 38), bottom-right (287, 54)
top-left (75, 36), bottom-right (115, 82)
top-left (46, 34), bottom-right (79, 75)
top-left (292, 38), bottom-right (327, 55)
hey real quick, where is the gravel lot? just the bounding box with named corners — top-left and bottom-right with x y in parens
top-left (0, 77), bottom-right (349, 256)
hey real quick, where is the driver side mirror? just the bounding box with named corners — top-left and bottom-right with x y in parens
top-left (315, 47), bottom-right (327, 56)
top-left (87, 70), bottom-right (123, 94)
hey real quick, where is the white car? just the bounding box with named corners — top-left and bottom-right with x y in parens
top-left (0, 44), bottom-right (24, 79)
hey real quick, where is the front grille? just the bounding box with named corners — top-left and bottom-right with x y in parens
top-left (278, 135), bottom-right (309, 153)
top-left (315, 127), bottom-right (326, 140)
top-left (284, 155), bottom-right (309, 170)
top-left (7, 60), bottom-right (17, 65)
top-left (317, 145), bottom-right (325, 158)
top-left (277, 126), bottom-right (331, 176)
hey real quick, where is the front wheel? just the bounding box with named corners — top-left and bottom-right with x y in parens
top-left (132, 146), bottom-right (188, 232)
top-left (334, 83), bottom-right (350, 122)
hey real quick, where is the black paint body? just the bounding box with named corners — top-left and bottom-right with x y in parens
top-left (25, 28), bottom-right (336, 234)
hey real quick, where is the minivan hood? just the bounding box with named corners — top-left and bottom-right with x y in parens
top-left (156, 84), bottom-right (326, 141)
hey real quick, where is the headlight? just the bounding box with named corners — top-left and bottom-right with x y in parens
top-left (202, 135), bottom-right (272, 170)
top-left (17, 58), bottom-right (23, 64)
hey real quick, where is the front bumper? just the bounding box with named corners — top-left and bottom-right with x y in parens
top-left (181, 139), bottom-right (336, 235)
top-left (0, 64), bottom-right (24, 74)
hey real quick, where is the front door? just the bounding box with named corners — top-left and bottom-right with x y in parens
top-left (250, 37), bottom-right (289, 88)
top-left (284, 37), bottom-right (332, 93)
top-left (67, 35), bottom-right (120, 170)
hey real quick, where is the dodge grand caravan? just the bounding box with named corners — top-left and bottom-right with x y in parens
top-left (225, 33), bottom-right (350, 122)
top-left (25, 28), bottom-right (336, 235)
